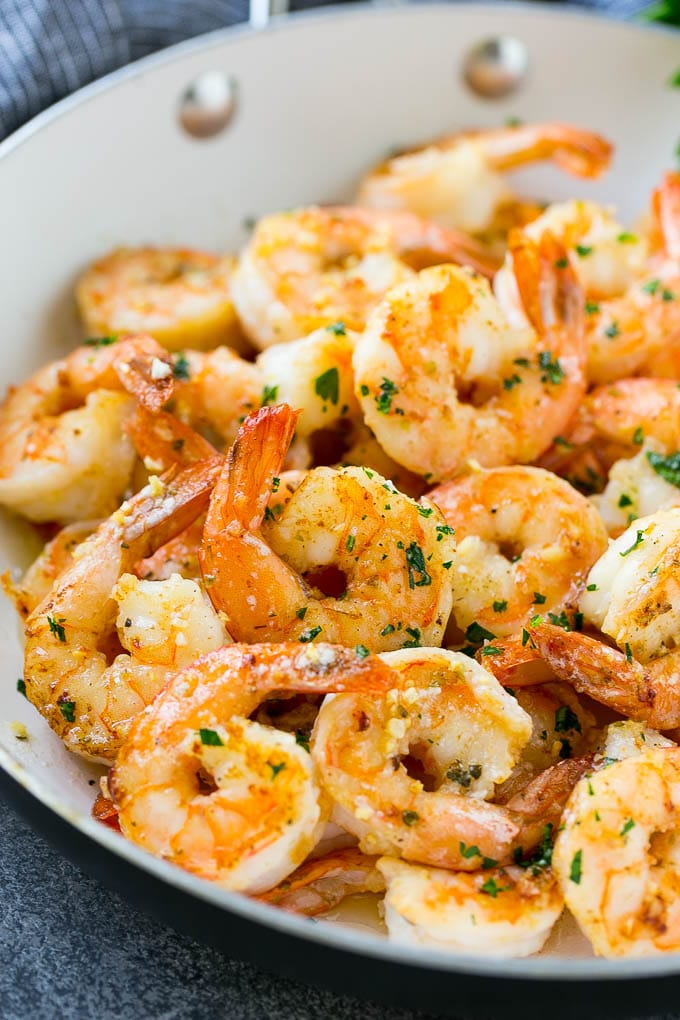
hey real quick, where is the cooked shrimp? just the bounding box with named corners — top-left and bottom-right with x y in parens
top-left (76, 247), bottom-right (249, 353)
top-left (591, 443), bottom-right (680, 538)
top-left (378, 857), bottom-right (563, 957)
top-left (108, 642), bottom-right (395, 892)
top-left (256, 324), bottom-right (360, 439)
top-left (230, 206), bottom-right (499, 349)
top-left (353, 231), bottom-right (586, 481)
top-left (494, 200), bottom-right (669, 383)
top-left (429, 466), bottom-right (607, 638)
top-left (339, 422), bottom-right (426, 498)
top-left (23, 457), bottom-right (224, 760)
top-left (312, 645), bottom-right (589, 867)
top-left (200, 405), bottom-right (454, 650)
top-left (525, 509), bottom-right (680, 728)
top-left (553, 748), bottom-right (680, 957)
top-left (357, 123), bottom-right (612, 236)
top-left (638, 173), bottom-right (680, 378)
top-left (600, 720), bottom-right (675, 762)
top-left (257, 848), bottom-right (384, 915)
top-left (2, 520), bottom-right (99, 619)
top-left (0, 334), bottom-right (175, 523)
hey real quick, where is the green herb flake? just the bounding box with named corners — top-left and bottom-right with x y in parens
top-left (261, 384), bottom-right (279, 407)
top-left (296, 606), bottom-right (308, 620)
top-left (503, 374), bottom-right (522, 391)
top-left (575, 244), bottom-right (593, 257)
top-left (646, 450), bottom-right (680, 489)
top-left (299, 626), bottom-right (322, 643)
top-left (465, 622), bottom-right (496, 646)
top-left (295, 731), bottom-right (310, 753)
top-left (435, 524), bottom-right (455, 542)
top-left (375, 377), bottom-right (399, 415)
top-left (633, 426), bottom-right (645, 446)
top-left (417, 505), bottom-right (434, 518)
top-left (59, 700), bottom-right (76, 723)
top-left (554, 257), bottom-right (569, 270)
top-left (325, 321), bottom-right (346, 335)
top-left (538, 351), bottom-right (565, 385)
top-left (381, 624), bottom-right (395, 636)
top-left (355, 644), bottom-right (370, 659)
top-left (403, 627), bottom-right (422, 648)
top-left (481, 878), bottom-right (507, 898)
top-left (618, 492), bottom-right (633, 508)
top-left (47, 615), bottom-right (66, 642)
top-left (172, 353), bottom-right (190, 380)
top-left (569, 849), bottom-right (583, 884)
top-left (199, 728), bottom-right (224, 746)
top-left (405, 542), bottom-right (432, 589)
top-left (493, 600), bottom-right (508, 613)
top-left (16, 678), bottom-right (26, 698)
top-left (481, 645), bottom-right (504, 657)
top-left (459, 842), bottom-right (481, 859)
top-left (532, 592), bottom-right (547, 605)
top-left (314, 366), bottom-right (339, 405)
top-left (625, 642), bottom-right (633, 664)
top-left (268, 761), bottom-right (287, 779)
top-left (346, 533), bottom-right (356, 553)
top-left (620, 817), bottom-right (635, 837)
top-left (620, 529), bottom-right (645, 557)
top-left (84, 335), bottom-right (117, 348)
top-left (604, 322), bottom-right (621, 339)
top-left (548, 611), bottom-right (572, 631)
top-left (360, 384), bottom-right (370, 396)
top-left (586, 583), bottom-right (598, 591)
top-left (642, 278), bottom-right (661, 295)
top-left (554, 436), bottom-right (573, 449)
top-left (617, 232), bottom-right (638, 244)
top-left (402, 810), bottom-right (420, 827)
top-left (555, 705), bottom-right (582, 734)
top-left (585, 300), bottom-right (601, 315)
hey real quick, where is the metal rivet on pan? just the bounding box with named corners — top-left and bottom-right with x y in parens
top-left (462, 37), bottom-right (528, 99)
top-left (178, 72), bottom-right (237, 138)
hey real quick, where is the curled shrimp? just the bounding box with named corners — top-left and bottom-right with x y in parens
top-left (353, 231), bottom-right (586, 481)
top-left (526, 510), bottom-right (680, 730)
top-left (378, 857), bottom-right (563, 957)
top-left (0, 334), bottom-right (174, 523)
top-left (257, 848), bottom-right (384, 916)
top-left (230, 206), bottom-right (499, 350)
top-left (429, 466), bottom-right (607, 639)
top-left (553, 748), bottom-right (680, 957)
top-left (23, 457), bottom-right (224, 760)
top-left (311, 645), bottom-right (588, 868)
top-left (76, 247), bottom-right (248, 354)
top-left (494, 199), bottom-right (672, 384)
top-left (108, 642), bottom-right (394, 892)
top-left (199, 404), bottom-right (454, 650)
top-left (357, 123), bottom-right (612, 236)
top-left (638, 172), bottom-right (680, 378)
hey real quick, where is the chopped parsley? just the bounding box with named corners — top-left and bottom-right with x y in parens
top-left (199, 728), bottom-right (224, 746)
top-left (480, 878), bottom-right (508, 898)
top-left (586, 583), bottom-right (598, 591)
top-left (375, 377), bottom-right (399, 414)
top-left (268, 761), bottom-right (287, 779)
top-left (405, 542), bottom-right (432, 589)
top-left (503, 374), bottom-right (522, 391)
top-left (47, 616), bottom-right (66, 642)
top-left (346, 533), bottom-right (356, 553)
top-left (325, 321), bottom-right (346, 335)
top-left (617, 232), bottom-right (638, 243)
top-left (555, 705), bottom-right (582, 734)
top-left (465, 622), bottom-right (496, 647)
top-left (538, 351), bottom-right (565, 385)
top-left (417, 505), bottom-right (434, 518)
top-left (172, 353), bottom-right (190, 380)
top-left (402, 810), bottom-right (420, 827)
top-left (625, 642), bottom-right (633, 664)
top-left (355, 644), bottom-right (370, 659)
top-left (618, 492), bottom-right (633, 508)
top-left (646, 451), bottom-right (680, 489)
top-left (16, 678), bottom-right (26, 698)
top-left (459, 842), bottom-right (481, 859)
top-left (620, 529), bottom-right (645, 557)
top-left (554, 257), bottom-right (569, 269)
top-left (295, 731), bottom-right (311, 753)
top-left (585, 300), bottom-right (600, 315)
top-left (604, 322), bottom-right (621, 339)
top-left (481, 646), bottom-right (503, 657)
top-left (261, 384), bottom-right (279, 406)
top-left (447, 762), bottom-right (482, 787)
top-left (642, 278), bottom-right (661, 295)
top-left (620, 817), bottom-right (635, 837)
top-left (548, 610), bottom-right (572, 631)
top-left (58, 700), bottom-right (76, 723)
top-left (314, 367), bottom-right (339, 405)
top-left (84, 335), bottom-right (117, 347)
top-left (493, 600), bottom-right (508, 613)
top-left (296, 607), bottom-right (308, 620)
top-left (532, 592), bottom-right (547, 605)
top-left (633, 426), bottom-right (645, 446)
top-left (575, 244), bottom-right (593, 257)
top-left (298, 626), bottom-right (322, 643)
top-left (569, 849), bottom-right (583, 884)
top-left (435, 524), bottom-right (455, 542)
top-left (381, 624), bottom-right (395, 636)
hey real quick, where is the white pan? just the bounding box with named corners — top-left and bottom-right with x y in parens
top-left (0, 4), bottom-right (678, 1016)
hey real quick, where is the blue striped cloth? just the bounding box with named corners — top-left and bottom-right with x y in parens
top-left (0, 0), bottom-right (650, 141)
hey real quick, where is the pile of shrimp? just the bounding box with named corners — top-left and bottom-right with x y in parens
top-left (4, 120), bottom-right (680, 961)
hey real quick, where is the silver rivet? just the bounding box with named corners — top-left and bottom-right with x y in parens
top-left (178, 72), bottom-right (237, 139)
top-left (463, 37), bottom-right (528, 99)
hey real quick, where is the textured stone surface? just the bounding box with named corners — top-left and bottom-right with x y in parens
top-left (0, 797), bottom-right (438, 1020)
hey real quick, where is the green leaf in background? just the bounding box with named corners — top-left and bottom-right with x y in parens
top-left (643, 0), bottom-right (680, 26)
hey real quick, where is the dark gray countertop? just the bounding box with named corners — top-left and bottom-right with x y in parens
top-left (0, 796), bottom-right (441, 1020)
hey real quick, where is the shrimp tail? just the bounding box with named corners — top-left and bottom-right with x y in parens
top-left (506, 754), bottom-right (598, 852)
top-left (530, 623), bottom-right (661, 722)
top-left (510, 230), bottom-right (584, 340)
top-left (480, 123), bottom-right (613, 178)
top-left (109, 334), bottom-right (175, 412)
top-left (126, 405), bottom-right (218, 470)
top-left (205, 404), bottom-right (299, 537)
top-left (256, 848), bottom-right (384, 916)
top-left (653, 170), bottom-right (680, 261)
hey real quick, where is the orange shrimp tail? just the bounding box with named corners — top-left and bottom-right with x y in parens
top-left (204, 404), bottom-right (299, 538)
top-left (510, 230), bottom-right (584, 341)
top-left (486, 123), bottom-right (613, 178)
top-left (111, 334), bottom-right (175, 412)
top-left (257, 848), bottom-right (382, 915)
top-left (653, 170), bottom-right (680, 261)
top-left (126, 406), bottom-right (218, 470)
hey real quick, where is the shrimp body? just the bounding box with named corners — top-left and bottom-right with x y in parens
top-left (378, 857), bottom-right (563, 958)
top-left (76, 247), bottom-right (247, 353)
top-left (109, 642), bottom-right (395, 892)
top-left (23, 457), bottom-right (224, 759)
top-left (358, 123), bottom-right (612, 235)
top-left (3, 520), bottom-right (99, 619)
top-left (429, 466), bottom-right (607, 638)
top-left (553, 748), bottom-right (680, 957)
top-left (312, 646), bottom-right (535, 868)
top-left (200, 405), bottom-right (454, 650)
top-left (353, 233), bottom-right (586, 481)
top-left (257, 847), bottom-right (384, 916)
top-left (0, 335), bottom-right (174, 523)
top-left (591, 444), bottom-right (680, 538)
top-left (231, 207), bottom-right (498, 349)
